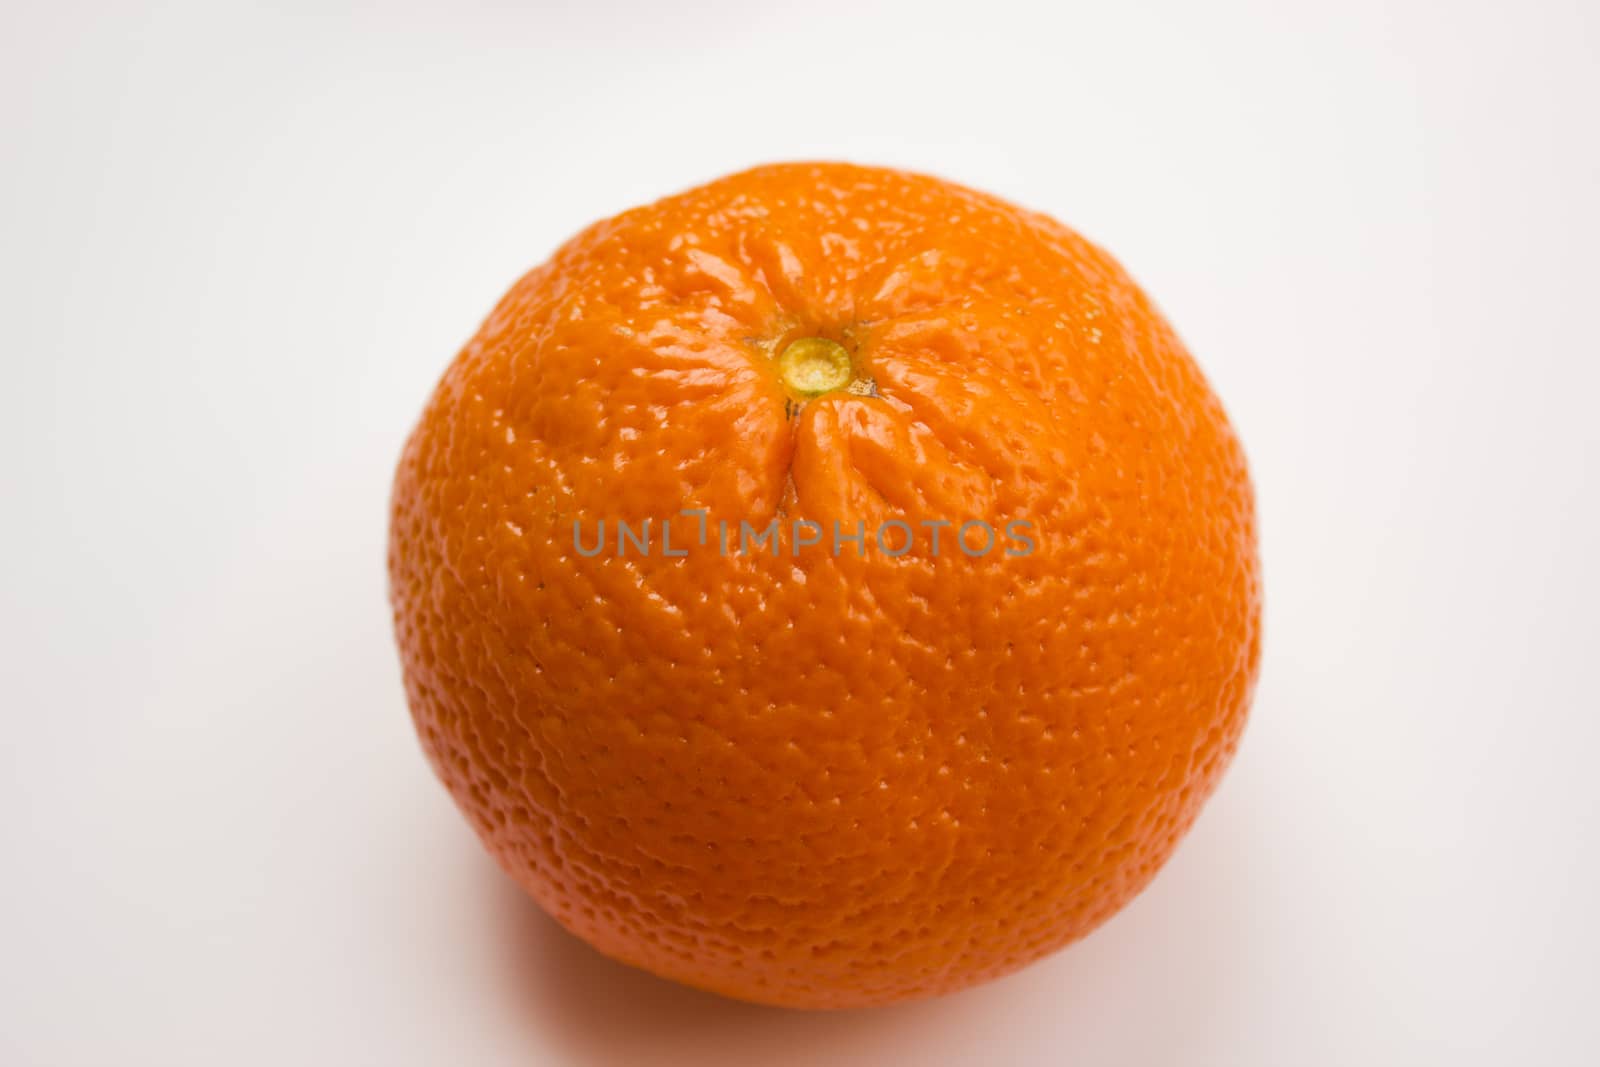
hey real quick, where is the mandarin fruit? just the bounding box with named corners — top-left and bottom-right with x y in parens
top-left (389, 162), bottom-right (1260, 1009)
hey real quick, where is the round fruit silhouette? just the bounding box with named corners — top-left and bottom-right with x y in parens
top-left (389, 163), bottom-right (1260, 1009)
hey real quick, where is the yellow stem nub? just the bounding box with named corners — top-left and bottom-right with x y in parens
top-left (777, 337), bottom-right (853, 398)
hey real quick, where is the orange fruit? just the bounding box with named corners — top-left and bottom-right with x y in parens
top-left (389, 162), bottom-right (1261, 1009)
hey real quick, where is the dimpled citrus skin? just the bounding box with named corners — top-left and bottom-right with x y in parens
top-left (389, 162), bottom-right (1260, 1009)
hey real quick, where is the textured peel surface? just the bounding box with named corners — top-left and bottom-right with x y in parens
top-left (389, 162), bottom-right (1261, 1009)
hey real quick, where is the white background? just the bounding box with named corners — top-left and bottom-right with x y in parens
top-left (3, 2), bottom-right (1597, 1063)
